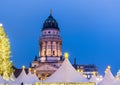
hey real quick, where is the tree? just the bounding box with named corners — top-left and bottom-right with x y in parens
top-left (0, 24), bottom-right (13, 80)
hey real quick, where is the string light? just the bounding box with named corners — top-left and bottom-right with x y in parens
top-left (0, 24), bottom-right (13, 80)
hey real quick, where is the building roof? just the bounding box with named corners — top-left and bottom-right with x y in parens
top-left (42, 13), bottom-right (59, 31)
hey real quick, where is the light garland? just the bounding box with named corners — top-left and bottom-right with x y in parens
top-left (0, 24), bottom-right (13, 80)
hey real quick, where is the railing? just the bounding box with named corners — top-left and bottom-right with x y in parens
top-left (40, 35), bottom-right (62, 39)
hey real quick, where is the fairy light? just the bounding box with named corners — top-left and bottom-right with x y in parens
top-left (0, 24), bottom-right (13, 80)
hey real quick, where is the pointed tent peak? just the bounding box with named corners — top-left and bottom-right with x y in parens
top-left (105, 65), bottom-right (111, 73)
top-left (104, 68), bottom-right (115, 80)
top-left (93, 71), bottom-right (96, 75)
top-left (64, 52), bottom-right (69, 59)
top-left (99, 67), bottom-right (116, 85)
top-left (29, 68), bottom-right (31, 72)
top-left (34, 69), bottom-right (37, 74)
top-left (22, 65), bottom-right (25, 70)
top-left (44, 53), bottom-right (88, 83)
top-left (10, 72), bottom-right (16, 81)
top-left (107, 65), bottom-right (111, 69)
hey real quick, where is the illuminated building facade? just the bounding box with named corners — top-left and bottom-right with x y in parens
top-left (31, 12), bottom-right (63, 79)
top-left (73, 58), bottom-right (98, 79)
top-left (29, 11), bottom-right (98, 80)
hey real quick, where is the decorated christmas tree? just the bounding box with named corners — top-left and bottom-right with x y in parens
top-left (0, 24), bottom-right (13, 80)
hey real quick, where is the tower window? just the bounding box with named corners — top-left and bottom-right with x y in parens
top-left (53, 51), bottom-right (55, 55)
top-left (34, 65), bottom-right (36, 67)
top-left (48, 31), bottom-right (51, 34)
top-left (44, 51), bottom-right (46, 55)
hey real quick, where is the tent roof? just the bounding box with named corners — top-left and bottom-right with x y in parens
top-left (0, 76), bottom-right (6, 84)
top-left (13, 67), bottom-right (29, 84)
top-left (44, 58), bottom-right (88, 83)
top-left (98, 70), bottom-right (117, 85)
top-left (32, 73), bottom-right (40, 83)
top-left (27, 71), bottom-right (40, 84)
top-left (89, 75), bottom-right (100, 84)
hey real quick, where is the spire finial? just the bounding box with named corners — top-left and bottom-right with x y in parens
top-left (64, 52), bottom-right (69, 59)
top-left (105, 65), bottom-right (111, 73)
top-left (22, 65), bottom-right (25, 70)
top-left (50, 9), bottom-right (52, 15)
top-left (34, 69), bottom-right (37, 74)
top-left (29, 68), bottom-right (31, 72)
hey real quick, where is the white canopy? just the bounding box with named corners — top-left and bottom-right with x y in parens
top-left (89, 75), bottom-right (101, 84)
top-left (27, 70), bottom-right (40, 84)
top-left (0, 75), bottom-right (6, 84)
top-left (13, 67), bottom-right (29, 84)
top-left (10, 73), bottom-right (16, 81)
top-left (9, 68), bottom-right (40, 85)
top-left (116, 80), bottom-right (120, 85)
top-left (6, 73), bottom-right (16, 84)
top-left (98, 69), bottom-right (117, 85)
top-left (44, 57), bottom-right (88, 83)
top-left (32, 72), bottom-right (40, 83)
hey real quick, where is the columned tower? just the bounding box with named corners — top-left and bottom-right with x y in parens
top-left (31, 11), bottom-right (63, 79)
top-left (39, 12), bottom-right (62, 62)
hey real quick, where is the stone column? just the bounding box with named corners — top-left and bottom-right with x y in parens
top-left (51, 41), bottom-right (53, 56)
top-left (45, 41), bottom-right (47, 57)
top-left (56, 42), bottom-right (58, 57)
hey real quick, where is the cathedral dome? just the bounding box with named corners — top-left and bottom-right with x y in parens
top-left (42, 14), bottom-right (59, 31)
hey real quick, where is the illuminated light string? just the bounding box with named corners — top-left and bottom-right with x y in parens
top-left (0, 24), bottom-right (13, 80)
top-left (105, 65), bottom-right (111, 74)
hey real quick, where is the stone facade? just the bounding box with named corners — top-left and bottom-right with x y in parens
top-left (31, 13), bottom-right (63, 80)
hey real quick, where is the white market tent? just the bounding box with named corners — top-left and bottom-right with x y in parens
top-left (13, 66), bottom-right (30, 85)
top-left (12, 67), bottom-right (40, 85)
top-left (32, 71), bottom-right (40, 83)
top-left (0, 75), bottom-right (6, 84)
top-left (27, 69), bottom-right (40, 84)
top-left (44, 53), bottom-right (88, 83)
top-left (6, 73), bottom-right (16, 84)
top-left (116, 80), bottom-right (120, 85)
top-left (10, 73), bottom-right (16, 81)
top-left (89, 75), bottom-right (101, 84)
top-left (98, 66), bottom-right (117, 85)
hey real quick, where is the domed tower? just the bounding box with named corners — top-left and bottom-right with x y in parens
top-left (39, 12), bottom-right (62, 62)
top-left (31, 11), bottom-right (63, 79)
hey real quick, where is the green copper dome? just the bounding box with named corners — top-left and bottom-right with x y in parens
top-left (42, 14), bottom-right (59, 31)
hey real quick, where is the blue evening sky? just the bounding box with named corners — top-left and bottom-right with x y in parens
top-left (0, 0), bottom-right (120, 75)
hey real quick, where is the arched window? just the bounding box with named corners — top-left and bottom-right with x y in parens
top-left (53, 51), bottom-right (55, 55)
top-left (48, 31), bottom-right (51, 34)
